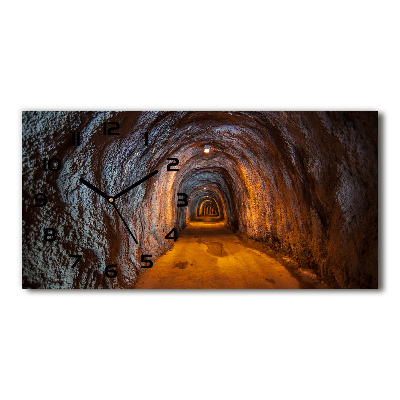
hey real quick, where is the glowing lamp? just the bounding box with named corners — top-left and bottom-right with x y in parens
top-left (204, 145), bottom-right (210, 153)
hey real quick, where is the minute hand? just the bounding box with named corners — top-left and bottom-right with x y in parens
top-left (113, 170), bottom-right (159, 200)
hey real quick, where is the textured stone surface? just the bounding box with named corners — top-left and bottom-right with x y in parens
top-left (22, 111), bottom-right (378, 288)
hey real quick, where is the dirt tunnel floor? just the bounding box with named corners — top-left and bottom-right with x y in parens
top-left (135, 218), bottom-right (330, 289)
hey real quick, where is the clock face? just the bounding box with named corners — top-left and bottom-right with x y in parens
top-left (22, 111), bottom-right (378, 290)
top-left (22, 111), bottom-right (190, 289)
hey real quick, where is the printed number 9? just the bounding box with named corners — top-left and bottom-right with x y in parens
top-left (34, 193), bottom-right (48, 207)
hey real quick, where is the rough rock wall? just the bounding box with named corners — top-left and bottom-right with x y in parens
top-left (22, 111), bottom-right (378, 288)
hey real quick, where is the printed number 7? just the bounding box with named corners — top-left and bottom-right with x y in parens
top-left (70, 254), bottom-right (82, 268)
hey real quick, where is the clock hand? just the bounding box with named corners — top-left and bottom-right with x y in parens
top-left (80, 178), bottom-right (138, 243)
top-left (113, 170), bottom-right (159, 200)
top-left (80, 178), bottom-right (111, 201)
top-left (111, 202), bottom-right (138, 244)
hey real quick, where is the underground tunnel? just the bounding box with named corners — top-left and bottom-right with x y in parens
top-left (22, 111), bottom-right (378, 289)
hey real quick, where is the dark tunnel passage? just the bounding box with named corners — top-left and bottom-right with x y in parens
top-left (22, 111), bottom-right (378, 289)
top-left (197, 197), bottom-right (219, 217)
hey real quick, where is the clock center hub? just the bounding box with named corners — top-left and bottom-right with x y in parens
top-left (109, 198), bottom-right (114, 203)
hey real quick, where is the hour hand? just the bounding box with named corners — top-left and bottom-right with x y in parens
top-left (80, 178), bottom-right (111, 201)
top-left (113, 170), bottom-right (159, 200)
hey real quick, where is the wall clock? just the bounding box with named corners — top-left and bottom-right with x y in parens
top-left (23, 111), bottom-right (378, 289)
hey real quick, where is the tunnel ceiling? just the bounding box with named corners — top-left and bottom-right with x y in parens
top-left (22, 111), bottom-right (378, 289)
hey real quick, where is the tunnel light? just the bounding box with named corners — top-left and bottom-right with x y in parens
top-left (204, 145), bottom-right (210, 153)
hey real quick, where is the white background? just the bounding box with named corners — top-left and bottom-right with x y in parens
top-left (1, 1), bottom-right (398, 399)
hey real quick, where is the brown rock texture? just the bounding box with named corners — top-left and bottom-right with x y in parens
top-left (22, 111), bottom-right (378, 289)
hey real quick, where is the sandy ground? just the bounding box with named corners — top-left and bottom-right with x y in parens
top-left (135, 218), bottom-right (329, 289)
